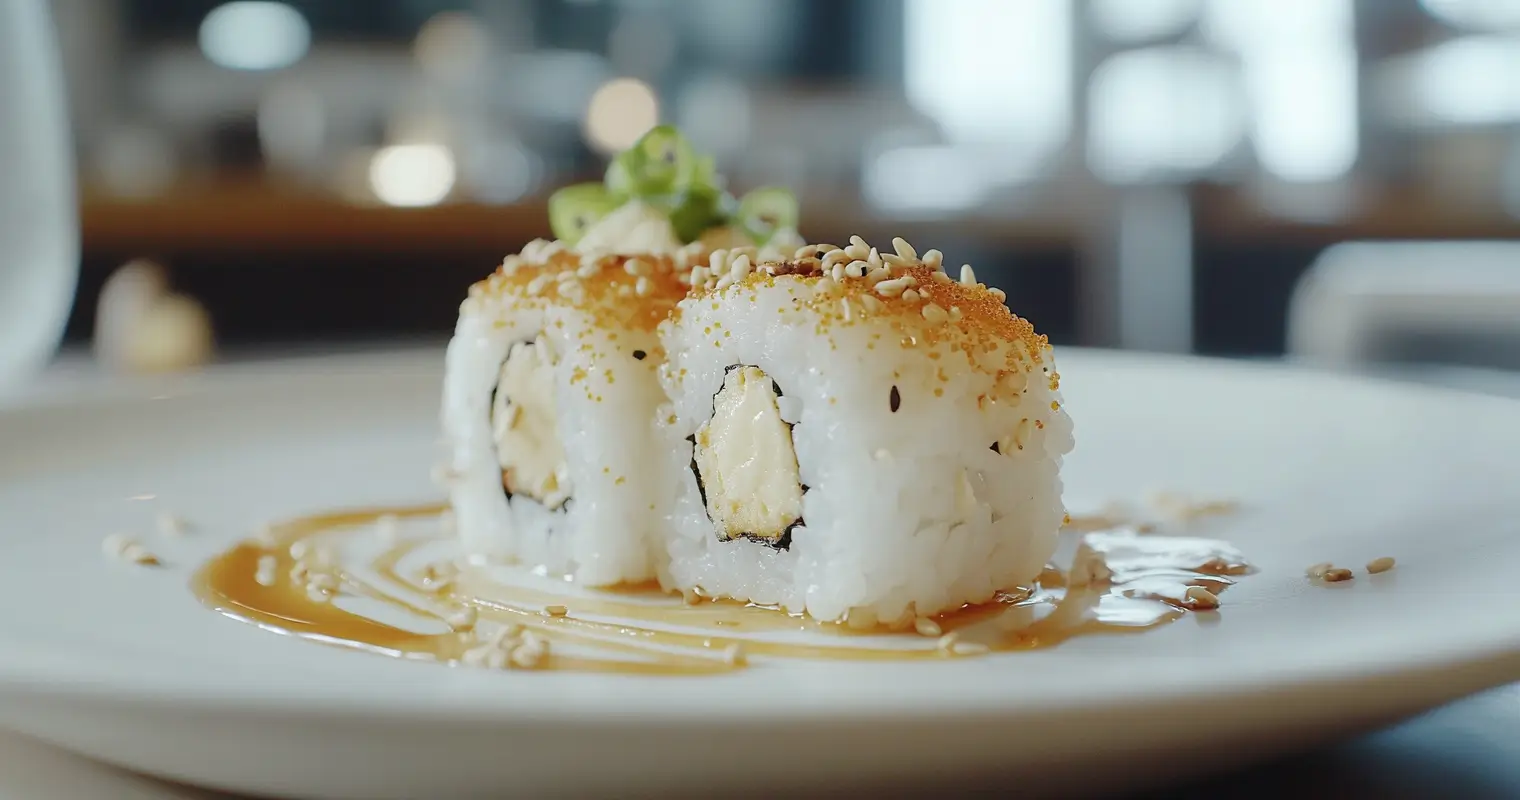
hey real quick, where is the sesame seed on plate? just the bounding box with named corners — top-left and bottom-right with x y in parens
top-left (156, 512), bottom-right (189, 538)
top-left (1322, 567), bottom-right (1354, 583)
top-left (1184, 586), bottom-right (1220, 609)
top-left (1366, 556), bottom-right (1396, 574)
top-left (936, 631), bottom-right (960, 651)
top-left (1305, 562), bottom-right (1333, 579)
top-left (448, 606), bottom-right (479, 630)
top-left (723, 643), bottom-right (747, 666)
top-left (543, 604), bottom-right (569, 617)
top-left (914, 617), bottom-right (942, 637)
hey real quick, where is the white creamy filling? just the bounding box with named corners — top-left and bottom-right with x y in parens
top-left (491, 339), bottom-right (572, 509)
top-left (693, 366), bottom-right (804, 543)
top-left (574, 201), bottom-right (682, 255)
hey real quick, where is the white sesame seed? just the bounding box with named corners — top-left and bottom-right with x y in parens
top-left (623, 258), bottom-right (644, 276)
top-left (1305, 562), bottom-right (1333, 579)
top-left (289, 562), bottom-right (309, 583)
top-left (101, 533), bottom-right (133, 559)
top-left (539, 240), bottom-right (565, 260)
top-left (959, 264), bottom-right (977, 286)
top-left (155, 512), bottom-right (189, 538)
top-left (842, 260), bottom-right (865, 278)
top-left (526, 275), bottom-right (550, 296)
top-left (1367, 556), bottom-right (1396, 574)
top-left (949, 306), bottom-right (964, 322)
top-left (254, 567), bottom-right (277, 587)
top-left (616, 284), bottom-right (634, 297)
top-left (555, 280), bottom-right (579, 296)
top-left (901, 288), bottom-right (922, 304)
top-left (576, 262), bottom-right (599, 279)
top-left (289, 541), bottom-right (310, 560)
top-left (448, 606), bottom-right (479, 630)
top-left (723, 643), bottom-right (747, 666)
top-left (844, 244), bottom-right (870, 261)
top-left (554, 269), bottom-right (574, 283)
top-left (682, 588), bottom-right (701, 605)
top-left (123, 543), bottom-right (161, 566)
top-left (867, 247), bottom-right (883, 269)
top-left (501, 255), bottom-right (523, 275)
top-left (814, 243), bottom-right (840, 254)
top-left (715, 275), bottom-right (734, 291)
top-left (914, 617), bottom-right (942, 637)
top-left (839, 297), bottom-right (853, 321)
top-left (792, 244), bottom-right (819, 260)
top-left (543, 604), bottom-right (568, 617)
top-left (492, 624), bottom-right (526, 647)
top-left (1185, 586), bottom-right (1220, 609)
top-left (875, 277), bottom-right (913, 297)
top-left (952, 640), bottom-right (991, 655)
top-left (510, 641), bottom-right (549, 669)
top-left (849, 234), bottom-right (869, 250)
top-left (306, 585), bottom-right (332, 603)
top-left (709, 249), bottom-right (730, 272)
top-left (882, 253), bottom-right (912, 268)
top-left (923, 249), bottom-right (944, 271)
top-left (461, 647), bottom-right (490, 668)
top-left (813, 276), bottom-right (837, 295)
top-left (866, 266), bottom-right (891, 285)
top-left (635, 276), bottom-right (652, 297)
top-left (257, 555), bottom-right (277, 573)
top-left (822, 248), bottom-right (852, 268)
top-left (308, 573), bottom-right (338, 592)
top-left (936, 631), bottom-right (960, 651)
top-left (892, 237), bottom-right (918, 261)
top-left (860, 294), bottom-right (885, 313)
top-left (830, 263), bottom-right (845, 282)
top-left (730, 254), bottom-right (752, 278)
top-left (929, 270), bottom-right (953, 284)
top-left (990, 288), bottom-right (1007, 303)
top-left (922, 303), bottom-right (949, 323)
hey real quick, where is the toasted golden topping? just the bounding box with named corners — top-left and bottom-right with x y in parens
top-left (673, 235), bottom-right (1054, 384)
top-left (465, 239), bottom-right (700, 332)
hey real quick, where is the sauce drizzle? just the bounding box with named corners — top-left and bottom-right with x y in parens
top-left (192, 504), bottom-right (1252, 676)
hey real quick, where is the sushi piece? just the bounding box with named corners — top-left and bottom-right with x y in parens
top-left (656, 237), bottom-right (1074, 624)
top-left (441, 237), bottom-right (699, 585)
top-left (442, 125), bottom-right (805, 585)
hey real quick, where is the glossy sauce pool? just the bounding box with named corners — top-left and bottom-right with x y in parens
top-left (192, 504), bottom-right (1252, 675)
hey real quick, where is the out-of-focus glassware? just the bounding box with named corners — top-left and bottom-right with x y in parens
top-left (0, 0), bottom-right (77, 390)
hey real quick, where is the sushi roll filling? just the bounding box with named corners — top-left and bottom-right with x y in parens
top-left (491, 338), bottom-right (572, 510)
top-left (691, 365), bottom-right (804, 546)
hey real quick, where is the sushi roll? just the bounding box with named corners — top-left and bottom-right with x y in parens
top-left (656, 237), bottom-right (1074, 624)
top-left (441, 126), bottom-right (805, 585)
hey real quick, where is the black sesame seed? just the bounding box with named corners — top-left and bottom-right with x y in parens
top-left (889, 385), bottom-right (901, 413)
top-left (632, 350), bottom-right (647, 360)
top-left (990, 441), bottom-right (1001, 454)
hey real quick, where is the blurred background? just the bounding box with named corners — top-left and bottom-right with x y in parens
top-left (45, 0), bottom-right (1520, 374)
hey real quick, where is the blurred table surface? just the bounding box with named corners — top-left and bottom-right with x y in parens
top-left (5, 348), bottom-right (1520, 799)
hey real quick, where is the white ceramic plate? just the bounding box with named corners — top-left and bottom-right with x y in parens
top-left (1, 348), bottom-right (1518, 800)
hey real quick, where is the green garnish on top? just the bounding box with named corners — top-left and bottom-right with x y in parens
top-left (549, 125), bottom-right (798, 248)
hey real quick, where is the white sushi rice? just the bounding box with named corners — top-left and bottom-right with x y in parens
top-left (441, 277), bottom-right (671, 586)
top-left (657, 266), bottom-right (1074, 623)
